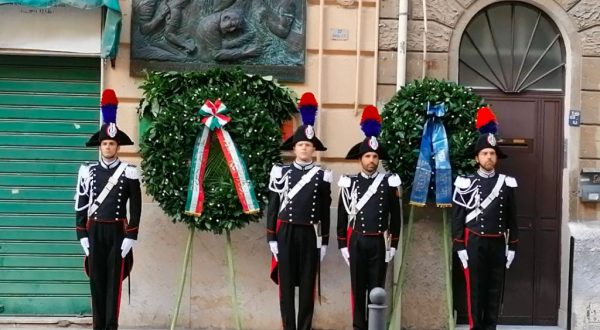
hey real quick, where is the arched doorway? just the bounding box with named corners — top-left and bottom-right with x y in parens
top-left (453, 2), bottom-right (564, 325)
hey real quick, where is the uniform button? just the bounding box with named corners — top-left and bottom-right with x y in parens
top-left (378, 230), bottom-right (381, 233)
top-left (378, 224), bottom-right (382, 227)
top-left (380, 197), bottom-right (383, 200)
top-left (499, 217), bottom-right (502, 220)
top-left (481, 218), bottom-right (484, 220)
top-left (499, 231), bottom-right (502, 234)
top-left (500, 197), bottom-right (503, 200)
top-left (120, 180), bottom-right (123, 183)
top-left (117, 206), bottom-right (120, 208)
top-left (361, 217), bottom-right (364, 221)
top-left (310, 221), bottom-right (313, 224)
top-left (311, 208), bottom-right (315, 211)
top-left (94, 217), bottom-right (98, 220)
top-left (363, 231), bottom-right (366, 233)
top-left (481, 231), bottom-right (484, 234)
top-left (289, 207), bottom-right (293, 210)
top-left (119, 187), bottom-right (123, 190)
top-left (315, 183), bottom-right (319, 186)
top-left (289, 214), bottom-right (292, 217)
top-left (362, 224), bottom-right (365, 227)
top-left (481, 225), bottom-right (484, 228)
top-left (500, 204), bottom-right (503, 207)
top-left (117, 199), bottom-right (121, 202)
top-left (311, 215), bottom-right (315, 218)
top-left (378, 217), bottom-right (382, 220)
top-left (360, 211), bottom-right (364, 214)
top-left (118, 193), bottom-right (122, 196)
top-left (313, 196), bottom-right (316, 199)
top-left (115, 218), bottom-right (119, 220)
top-left (289, 219), bottom-right (293, 222)
top-left (314, 190), bottom-right (317, 193)
top-left (500, 211), bottom-right (503, 214)
top-left (498, 225), bottom-right (501, 227)
top-left (289, 201), bottom-right (293, 204)
top-left (379, 210), bottom-right (383, 213)
top-left (500, 190), bottom-right (503, 192)
top-left (379, 203), bottom-right (382, 206)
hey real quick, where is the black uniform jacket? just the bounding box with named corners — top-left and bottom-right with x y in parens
top-left (452, 172), bottom-right (519, 252)
top-left (266, 162), bottom-right (332, 245)
top-left (75, 160), bottom-right (142, 240)
top-left (336, 172), bottom-right (401, 249)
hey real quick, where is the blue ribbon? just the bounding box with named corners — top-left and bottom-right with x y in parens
top-left (409, 102), bottom-right (452, 207)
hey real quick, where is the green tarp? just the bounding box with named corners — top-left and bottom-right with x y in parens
top-left (0, 0), bottom-right (121, 58)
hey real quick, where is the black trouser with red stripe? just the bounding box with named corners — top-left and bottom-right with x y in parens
top-left (277, 222), bottom-right (319, 330)
top-left (88, 220), bottom-right (126, 330)
top-left (348, 231), bottom-right (387, 330)
top-left (463, 231), bottom-right (506, 330)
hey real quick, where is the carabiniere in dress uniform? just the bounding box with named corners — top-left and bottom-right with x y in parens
top-left (74, 89), bottom-right (142, 330)
top-left (452, 106), bottom-right (519, 330)
top-left (266, 92), bottom-right (332, 330)
top-left (336, 105), bottom-right (401, 330)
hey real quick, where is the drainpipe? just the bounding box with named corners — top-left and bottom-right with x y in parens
top-left (391, 2), bottom-right (409, 329)
top-left (396, 0), bottom-right (408, 90)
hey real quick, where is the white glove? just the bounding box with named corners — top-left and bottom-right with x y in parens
top-left (506, 250), bottom-right (516, 269)
top-left (121, 238), bottom-right (136, 258)
top-left (80, 237), bottom-right (90, 256)
top-left (269, 241), bottom-right (278, 261)
top-left (320, 245), bottom-right (327, 262)
top-left (385, 247), bottom-right (397, 263)
top-left (457, 250), bottom-right (469, 269)
top-left (340, 247), bottom-right (350, 266)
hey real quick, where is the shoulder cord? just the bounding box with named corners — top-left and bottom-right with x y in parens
top-left (452, 179), bottom-right (479, 209)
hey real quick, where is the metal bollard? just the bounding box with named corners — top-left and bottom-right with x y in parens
top-left (368, 287), bottom-right (387, 330)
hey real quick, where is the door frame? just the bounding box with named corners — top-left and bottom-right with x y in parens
top-left (447, 0), bottom-right (580, 326)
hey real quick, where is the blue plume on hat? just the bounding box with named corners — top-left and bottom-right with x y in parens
top-left (298, 92), bottom-right (318, 126)
top-left (360, 105), bottom-right (382, 137)
top-left (101, 89), bottom-right (118, 125)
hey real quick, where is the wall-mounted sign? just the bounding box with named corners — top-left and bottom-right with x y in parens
top-left (330, 28), bottom-right (349, 41)
top-left (0, 5), bottom-right (101, 55)
top-left (569, 110), bottom-right (581, 127)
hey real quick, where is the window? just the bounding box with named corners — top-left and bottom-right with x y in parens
top-left (459, 2), bottom-right (565, 92)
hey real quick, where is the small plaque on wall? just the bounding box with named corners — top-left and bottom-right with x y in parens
top-left (569, 110), bottom-right (581, 127)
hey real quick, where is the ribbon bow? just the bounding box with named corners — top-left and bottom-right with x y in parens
top-left (409, 102), bottom-right (452, 207)
top-left (200, 99), bottom-right (231, 130)
top-left (185, 99), bottom-right (259, 216)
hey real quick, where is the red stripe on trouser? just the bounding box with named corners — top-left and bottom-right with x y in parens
top-left (464, 228), bottom-right (474, 329)
top-left (276, 219), bottom-right (284, 329)
top-left (116, 257), bottom-right (125, 322)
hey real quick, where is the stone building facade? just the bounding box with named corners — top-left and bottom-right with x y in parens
top-left (377, 0), bottom-right (600, 329)
top-left (1, 0), bottom-right (600, 328)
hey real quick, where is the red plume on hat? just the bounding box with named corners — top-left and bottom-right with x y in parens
top-left (475, 106), bottom-right (497, 134)
top-left (100, 89), bottom-right (119, 125)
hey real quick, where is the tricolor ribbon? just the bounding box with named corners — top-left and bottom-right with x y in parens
top-left (185, 99), bottom-right (260, 216)
top-left (409, 102), bottom-right (452, 207)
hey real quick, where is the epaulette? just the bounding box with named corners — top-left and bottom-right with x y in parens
top-left (338, 175), bottom-right (351, 188)
top-left (454, 176), bottom-right (471, 189)
top-left (125, 164), bottom-right (140, 180)
top-left (270, 164), bottom-right (283, 180)
top-left (387, 173), bottom-right (401, 187)
top-left (323, 168), bottom-right (333, 183)
top-left (505, 176), bottom-right (518, 188)
top-left (78, 164), bottom-right (91, 179)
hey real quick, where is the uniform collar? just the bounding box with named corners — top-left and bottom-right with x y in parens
top-left (100, 157), bottom-right (121, 169)
top-left (360, 171), bottom-right (379, 179)
top-left (477, 168), bottom-right (496, 178)
top-left (293, 161), bottom-right (315, 171)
